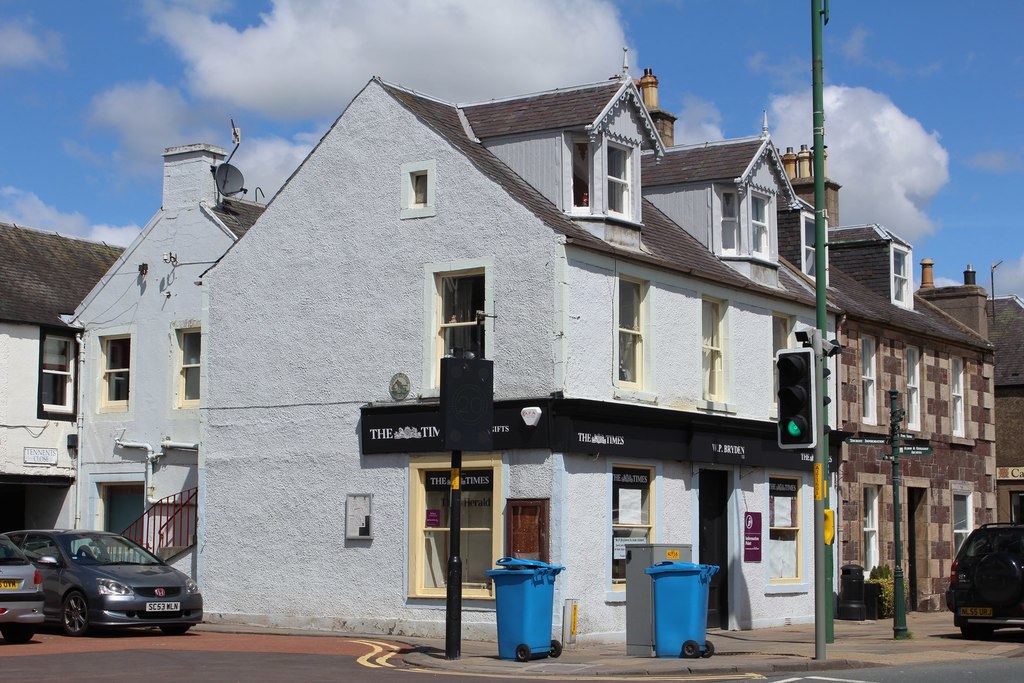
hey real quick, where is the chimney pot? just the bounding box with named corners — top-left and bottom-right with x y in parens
top-left (964, 265), bottom-right (976, 286)
top-left (782, 147), bottom-right (798, 180)
top-left (920, 258), bottom-right (935, 290)
top-left (797, 144), bottom-right (812, 179)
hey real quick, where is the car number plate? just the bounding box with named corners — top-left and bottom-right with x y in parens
top-left (145, 601), bottom-right (181, 612)
top-left (0, 579), bottom-right (19, 589)
top-left (960, 607), bottom-right (993, 617)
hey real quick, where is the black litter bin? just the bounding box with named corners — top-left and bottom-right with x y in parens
top-left (864, 581), bottom-right (881, 620)
top-left (837, 564), bottom-right (866, 620)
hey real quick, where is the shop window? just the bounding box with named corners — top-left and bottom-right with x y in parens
top-left (769, 476), bottom-right (801, 582)
top-left (863, 485), bottom-right (879, 573)
top-left (1010, 492), bottom-right (1024, 524)
top-left (408, 455), bottom-right (502, 599)
top-left (611, 465), bottom-right (653, 586)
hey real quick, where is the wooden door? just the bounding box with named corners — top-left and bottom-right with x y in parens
top-left (505, 499), bottom-right (549, 562)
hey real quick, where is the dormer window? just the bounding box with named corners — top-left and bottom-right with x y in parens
top-left (892, 246), bottom-right (912, 307)
top-left (802, 213), bottom-right (816, 277)
top-left (721, 191), bottom-right (738, 255)
top-left (607, 144), bottom-right (631, 218)
top-left (572, 141), bottom-right (590, 209)
top-left (751, 195), bottom-right (769, 258)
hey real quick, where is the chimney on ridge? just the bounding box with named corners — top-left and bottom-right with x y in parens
top-left (916, 260), bottom-right (989, 338)
top-left (637, 68), bottom-right (677, 147)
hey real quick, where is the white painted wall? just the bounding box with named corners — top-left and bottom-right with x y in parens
top-left (0, 322), bottom-right (76, 527)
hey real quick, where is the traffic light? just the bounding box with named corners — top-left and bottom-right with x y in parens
top-left (776, 347), bottom-right (817, 450)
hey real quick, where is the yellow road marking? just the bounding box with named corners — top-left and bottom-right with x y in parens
top-left (352, 639), bottom-right (400, 668)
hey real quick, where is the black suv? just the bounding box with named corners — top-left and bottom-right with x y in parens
top-left (946, 523), bottom-right (1024, 639)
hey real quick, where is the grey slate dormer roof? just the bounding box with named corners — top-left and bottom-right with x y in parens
top-left (379, 78), bottom-right (819, 309)
top-left (0, 221), bottom-right (123, 328)
top-left (461, 81), bottom-right (624, 138)
top-left (642, 138), bottom-right (766, 186)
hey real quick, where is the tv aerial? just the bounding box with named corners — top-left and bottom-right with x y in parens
top-left (213, 118), bottom-right (247, 197)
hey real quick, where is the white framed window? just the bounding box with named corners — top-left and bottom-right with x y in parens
top-left (802, 213), bottom-right (817, 277)
top-left (435, 269), bottom-right (485, 384)
top-left (891, 246), bottom-right (912, 307)
top-left (951, 356), bottom-right (965, 437)
top-left (408, 455), bottom-right (502, 599)
top-left (611, 465), bottom-right (653, 586)
top-left (571, 138), bottom-right (590, 210)
top-left (702, 299), bottom-right (724, 401)
top-left (40, 333), bottom-right (74, 415)
top-left (905, 346), bottom-right (920, 430)
top-left (953, 491), bottom-right (971, 555)
top-left (721, 190), bottom-right (738, 255)
top-left (177, 328), bottom-right (201, 408)
top-left (617, 277), bottom-right (645, 387)
top-left (769, 476), bottom-right (801, 582)
top-left (606, 143), bottom-right (631, 219)
top-left (772, 314), bottom-right (793, 408)
top-left (861, 336), bottom-right (877, 424)
top-left (401, 160), bottom-right (436, 219)
top-left (863, 485), bottom-right (880, 573)
top-left (101, 335), bottom-right (131, 411)
top-left (751, 194), bottom-right (769, 258)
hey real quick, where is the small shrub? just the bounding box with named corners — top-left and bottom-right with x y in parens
top-left (869, 565), bottom-right (892, 580)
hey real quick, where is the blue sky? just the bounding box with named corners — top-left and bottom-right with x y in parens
top-left (2, 0), bottom-right (1022, 299)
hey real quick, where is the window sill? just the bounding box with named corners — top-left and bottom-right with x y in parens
top-left (698, 400), bottom-right (735, 415)
top-left (98, 404), bottom-right (129, 414)
top-left (400, 206), bottom-right (436, 220)
top-left (765, 581), bottom-right (809, 595)
top-left (612, 387), bottom-right (658, 404)
top-left (605, 589), bottom-right (626, 604)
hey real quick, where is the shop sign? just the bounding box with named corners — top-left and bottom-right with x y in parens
top-left (743, 512), bottom-right (762, 562)
top-left (997, 467), bottom-right (1024, 480)
top-left (361, 404), bottom-right (534, 455)
top-left (567, 419), bottom-right (684, 459)
top-left (424, 469), bottom-right (493, 491)
top-left (769, 477), bottom-right (798, 497)
top-left (24, 447), bottom-right (58, 465)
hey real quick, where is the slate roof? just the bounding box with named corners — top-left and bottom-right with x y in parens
top-left (461, 81), bottom-right (624, 138)
top-left (831, 224), bottom-right (912, 249)
top-left (210, 197), bottom-right (266, 238)
top-left (642, 138), bottom-right (766, 186)
top-left (381, 80), bottom-right (819, 307)
top-left (989, 296), bottom-right (1024, 385)
top-left (826, 264), bottom-right (990, 350)
top-left (0, 222), bottom-right (123, 328)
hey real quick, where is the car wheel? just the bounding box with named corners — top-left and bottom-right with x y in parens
top-left (62, 590), bottom-right (90, 637)
top-left (0, 624), bottom-right (36, 644)
top-left (975, 552), bottom-right (1024, 608)
top-left (961, 624), bottom-right (995, 640)
top-left (159, 625), bottom-right (192, 636)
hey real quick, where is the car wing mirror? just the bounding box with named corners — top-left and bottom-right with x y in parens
top-left (37, 555), bottom-right (60, 567)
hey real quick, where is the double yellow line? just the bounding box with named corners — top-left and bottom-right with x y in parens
top-left (352, 639), bottom-right (401, 668)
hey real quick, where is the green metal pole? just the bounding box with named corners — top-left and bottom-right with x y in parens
top-left (811, 0), bottom-right (831, 658)
top-left (889, 389), bottom-right (910, 639)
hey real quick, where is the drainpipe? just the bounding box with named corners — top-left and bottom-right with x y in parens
top-left (161, 440), bottom-right (198, 451)
top-left (74, 332), bottom-right (86, 530)
top-left (114, 438), bottom-right (164, 504)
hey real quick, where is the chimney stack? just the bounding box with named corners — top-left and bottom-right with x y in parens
top-left (162, 143), bottom-right (227, 211)
top-left (783, 142), bottom-right (841, 228)
top-left (920, 258), bottom-right (935, 289)
top-left (782, 146), bottom-right (798, 180)
top-left (916, 260), bottom-right (989, 338)
top-left (636, 68), bottom-right (676, 148)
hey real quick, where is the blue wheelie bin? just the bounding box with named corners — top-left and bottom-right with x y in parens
top-left (486, 557), bottom-right (566, 662)
top-left (644, 561), bottom-right (719, 658)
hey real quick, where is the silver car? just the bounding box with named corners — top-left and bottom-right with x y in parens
top-left (3, 530), bottom-right (202, 637)
top-left (0, 534), bottom-right (44, 643)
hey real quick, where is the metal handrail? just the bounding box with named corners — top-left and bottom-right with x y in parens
top-left (121, 487), bottom-right (198, 556)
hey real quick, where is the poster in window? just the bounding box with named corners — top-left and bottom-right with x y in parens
top-left (345, 493), bottom-right (373, 540)
top-left (619, 488), bottom-right (642, 525)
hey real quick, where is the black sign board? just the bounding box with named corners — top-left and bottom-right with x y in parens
top-left (691, 431), bottom-right (816, 471)
top-left (440, 357), bottom-right (493, 451)
top-left (564, 419), bottom-right (685, 460)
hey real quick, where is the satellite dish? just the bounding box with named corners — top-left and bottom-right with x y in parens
top-left (214, 163), bottom-right (245, 196)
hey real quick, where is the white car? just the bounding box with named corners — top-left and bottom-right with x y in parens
top-left (0, 535), bottom-right (44, 643)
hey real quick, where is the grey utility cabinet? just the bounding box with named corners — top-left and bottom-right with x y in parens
top-left (625, 543), bottom-right (693, 656)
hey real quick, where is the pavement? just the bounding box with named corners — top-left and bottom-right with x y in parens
top-left (397, 611), bottom-right (1024, 678)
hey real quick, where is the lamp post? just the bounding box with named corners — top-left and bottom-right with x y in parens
top-left (888, 389), bottom-right (910, 639)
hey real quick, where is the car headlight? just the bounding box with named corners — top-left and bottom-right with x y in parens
top-left (97, 578), bottom-right (134, 596)
top-left (185, 578), bottom-right (200, 595)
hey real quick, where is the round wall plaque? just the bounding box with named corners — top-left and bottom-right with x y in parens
top-left (389, 373), bottom-right (411, 401)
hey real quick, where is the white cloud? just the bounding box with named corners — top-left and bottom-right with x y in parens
top-left (770, 85), bottom-right (949, 242)
top-left (967, 150), bottom-right (1023, 174)
top-left (88, 80), bottom-right (218, 176)
top-left (0, 186), bottom-right (139, 246)
top-left (0, 19), bottom-right (64, 69)
top-left (229, 133), bottom-right (319, 202)
top-left (673, 95), bottom-right (724, 145)
top-left (143, 0), bottom-right (630, 119)
top-left (992, 256), bottom-right (1024, 301)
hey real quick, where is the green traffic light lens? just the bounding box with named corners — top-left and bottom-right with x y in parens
top-left (786, 420), bottom-right (803, 437)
